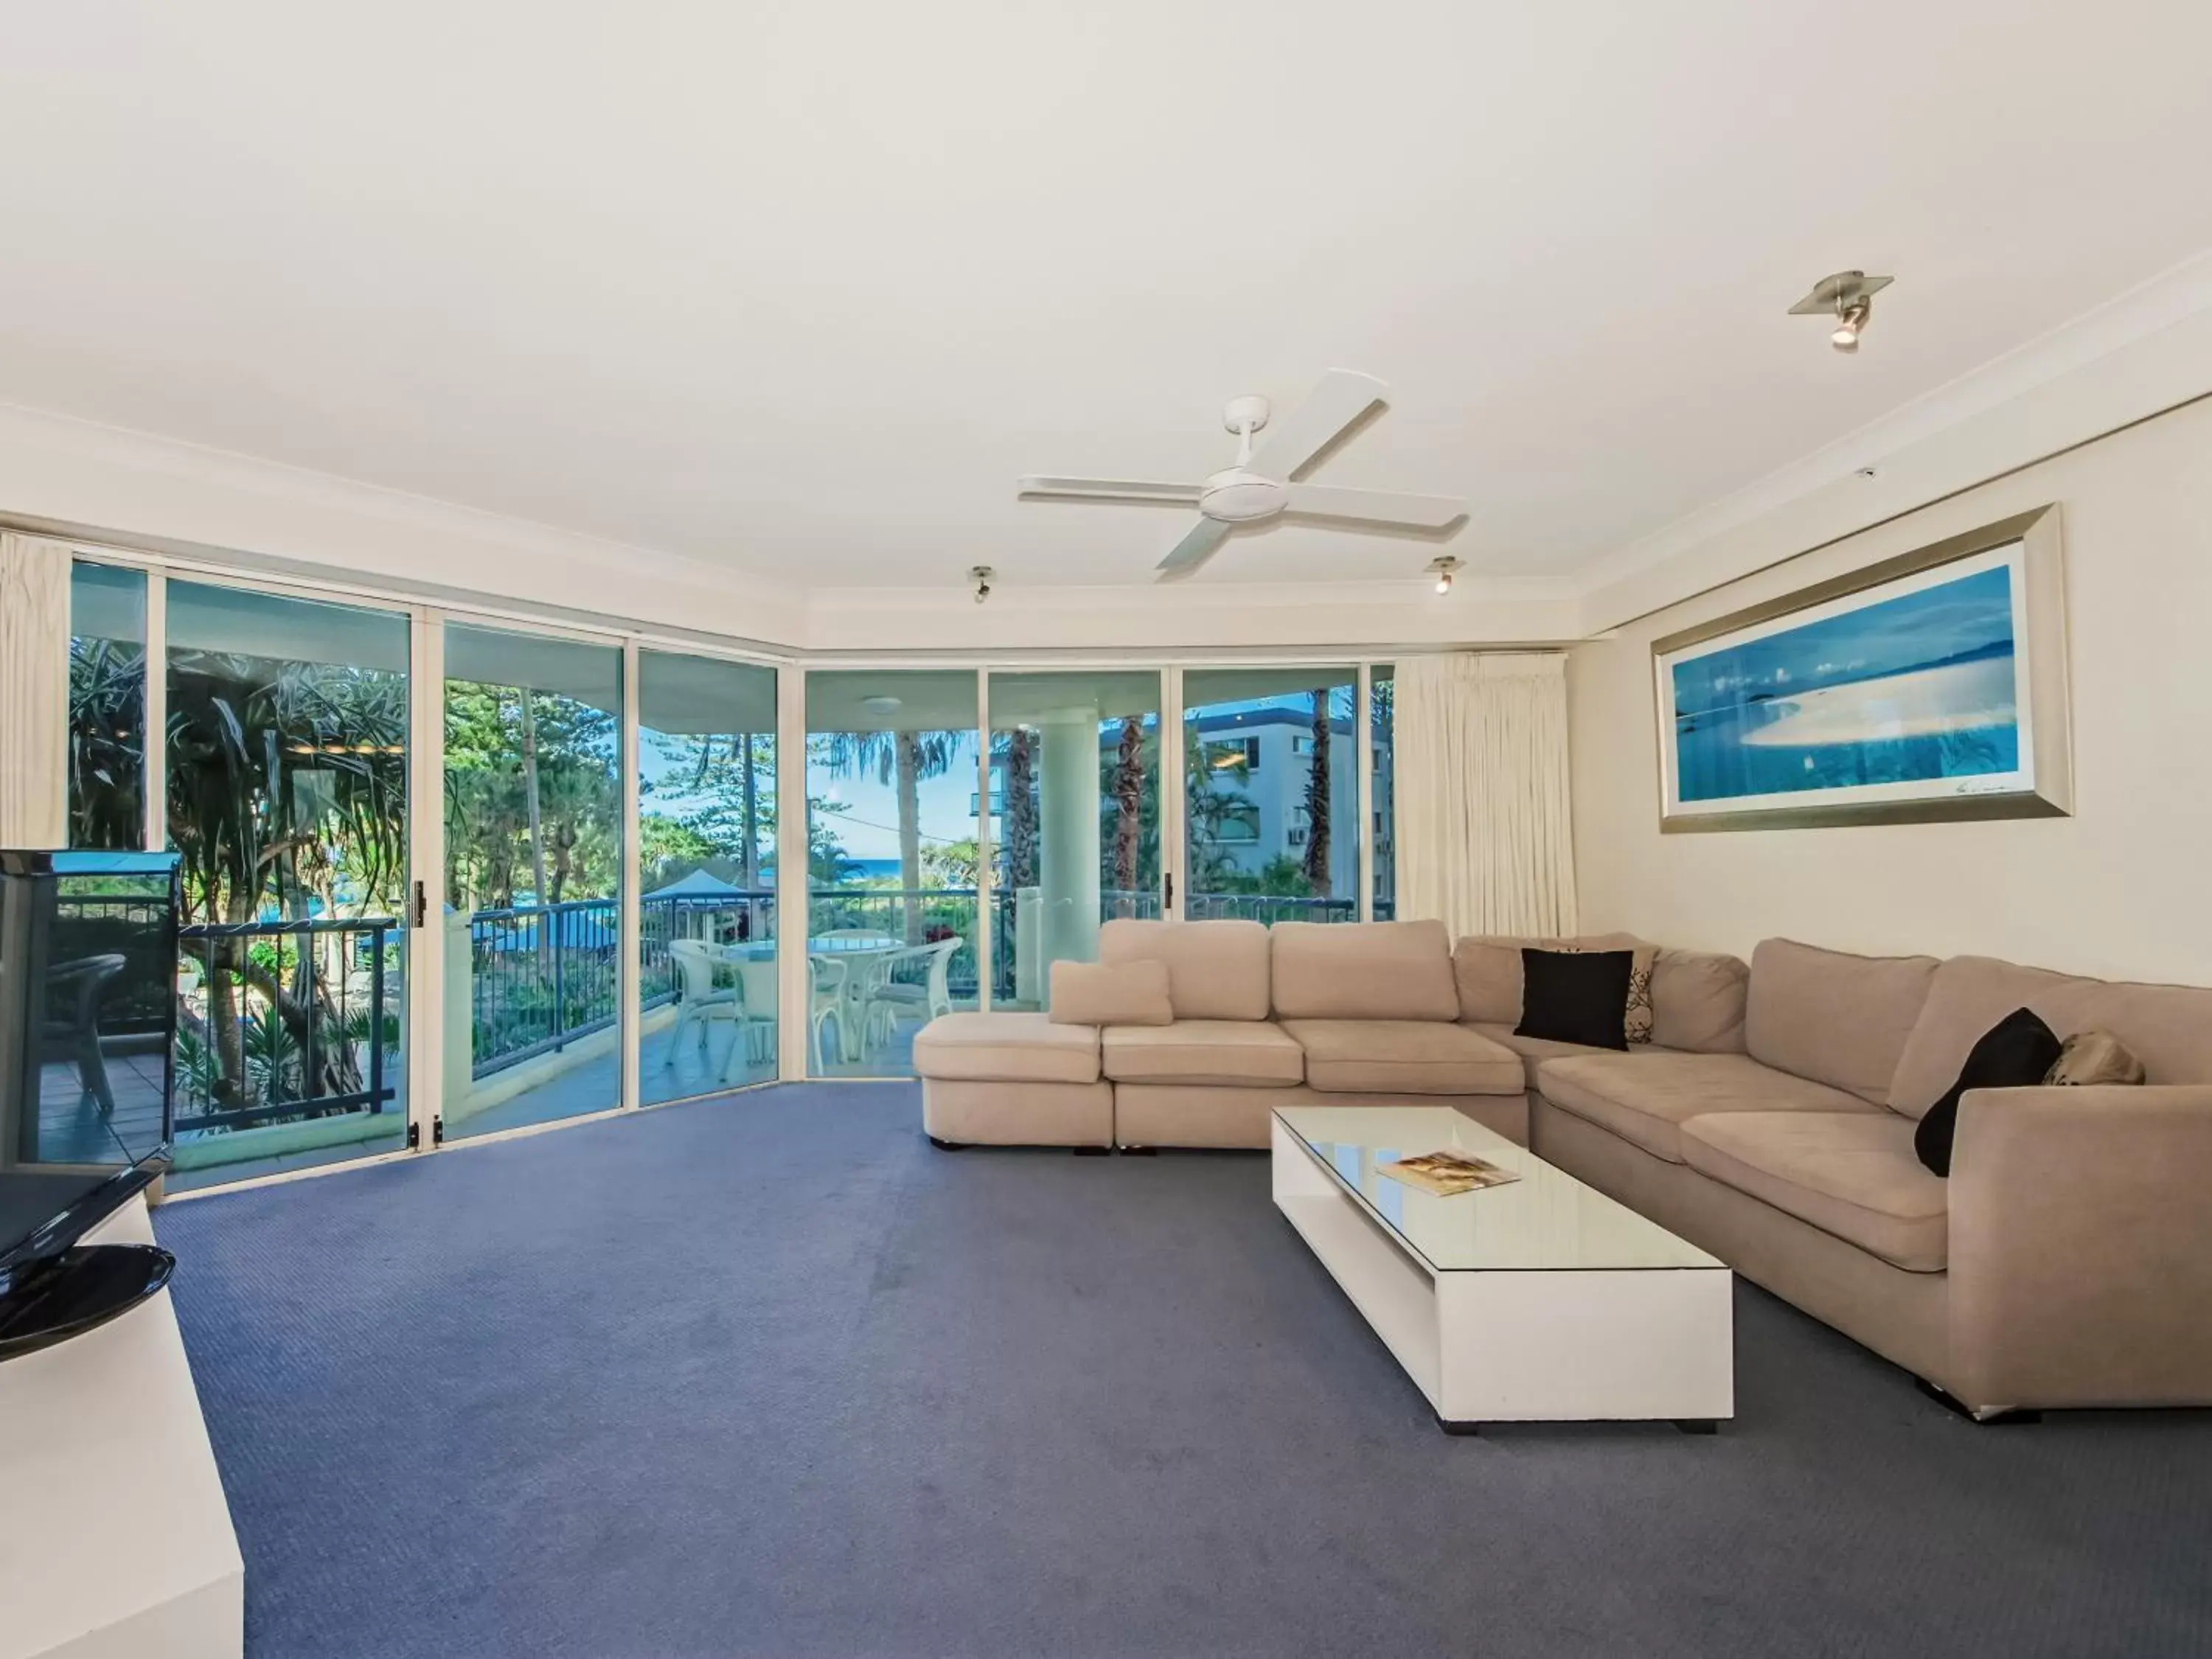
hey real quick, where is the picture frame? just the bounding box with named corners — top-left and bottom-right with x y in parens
top-left (1652, 505), bottom-right (2070, 832)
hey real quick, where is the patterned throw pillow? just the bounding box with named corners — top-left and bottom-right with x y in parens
top-left (2044, 1029), bottom-right (2146, 1087)
top-left (1624, 946), bottom-right (1656, 1045)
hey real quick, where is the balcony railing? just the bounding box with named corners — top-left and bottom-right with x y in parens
top-left (102, 884), bottom-right (1394, 1144)
top-left (470, 891), bottom-right (779, 1076)
top-left (174, 916), bottom-right (400, 1134)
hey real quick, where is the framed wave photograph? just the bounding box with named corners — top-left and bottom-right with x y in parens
top-left (1655, 506), bottom-right (2071, 832)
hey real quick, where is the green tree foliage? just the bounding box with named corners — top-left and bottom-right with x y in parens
top-left (444, 682), bottom-right (619, 910)
top-left (639, 729), bottom-right (776, 889)
top-left (66, 637), bottom-right (146, 849)
top-left (164, 649), bottom-right (409, 1110)
top-left (812, 727), bottom-right (973, 941)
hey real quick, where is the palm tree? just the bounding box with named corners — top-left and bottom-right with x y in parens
top-left (818, 727), bottom-right (973, 941)
top-left (166, 651), bottom-right (408, 1110)
top-left (1183, 726), bottom-right (1253, 898)
top-left (1110, 716), bottom-right (1144, 900)
top-left (66, 636), bottom-right (147, 849)
top-left (1000, 728), bottom-right (1038, 891)
top-left (1302, 688), bottom-right (1332, 897)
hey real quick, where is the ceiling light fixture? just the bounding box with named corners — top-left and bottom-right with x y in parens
top-left (1789, 271), bottom-right (1893, 355)
top-left (860, 695), bottom-right (902, 716)
top-left (970, 565), bottom-right (993, 604)
top-left (1427, 556), bottom-right (1462, 595)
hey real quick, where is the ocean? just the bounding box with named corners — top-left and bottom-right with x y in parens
top-left (1671, 563), bottom-right (2023, 804)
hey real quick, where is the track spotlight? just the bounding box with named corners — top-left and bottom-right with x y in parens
top-left (1427, 556), bottom-right (1462, 595)
top-left (1830, 297), bottom-right (1871, 353)
top-left (1789, 271), bottom-right (1892, 355)
top-left (970, 565), bottom-right (994, 604)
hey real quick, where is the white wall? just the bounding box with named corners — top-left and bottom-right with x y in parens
top-left (1568, 394), bottom-right (2212, 986)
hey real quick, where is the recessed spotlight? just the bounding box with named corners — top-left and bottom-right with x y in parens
top-left (1790, 271), bottom-right (1893, 355)
top-left (1427, 556), bottom-right (1462, 595)
top-left (970, 565), bottom-right (994, 604)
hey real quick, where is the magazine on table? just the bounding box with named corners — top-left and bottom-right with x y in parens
top-left (1377, 1150), bottom-right (1522, 1197)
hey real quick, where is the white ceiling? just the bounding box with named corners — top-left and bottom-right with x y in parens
top-left (2, 1), bottom-right (2209, 598)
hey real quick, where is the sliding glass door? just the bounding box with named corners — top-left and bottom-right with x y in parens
top-left (1180, 666), bottom-right (1359, 923)
top-left (987, 671), bottom-right (1162, 1011)
top-left (442, 624), bottom-right (624, 1137)
top-left (56, 554), bottom-right (1422, 1180)
top-left (638, 650), bottom-right (779, 1102)
top-left (66, 561), bottom-right (149, 851)
top-left (164, 581), bottom-right (413, 1190)
top-left (804, 671), bottom-right (979, 1077)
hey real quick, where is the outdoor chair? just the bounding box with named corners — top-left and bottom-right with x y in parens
top-left (807, 956), bottom-right (848, 1075)
top-left (667, 940), bottom-right (741, 1074)
top-left (863, 937), bottom-right (959, 1051)
top-left (43, 954), bottom-right (128, 1116)
top-left (732, 957), bottom-right (779, 1077)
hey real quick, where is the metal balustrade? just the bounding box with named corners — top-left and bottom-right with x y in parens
top-left (80, 885), bottom-right (1388, 1138)
top-left (173, 916), bottom-right (400, 1133)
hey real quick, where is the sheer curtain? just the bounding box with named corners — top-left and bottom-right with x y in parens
top-left (0, 533), bottom-right (72, 846)
top-left (1394, 652), bottom-right (1576, 938)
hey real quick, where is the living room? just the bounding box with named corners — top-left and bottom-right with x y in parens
top-left (1, 5), bottom-right (2208, 1656)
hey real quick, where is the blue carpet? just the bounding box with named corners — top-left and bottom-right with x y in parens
top-left (157, 1083), bottom-right (2212, 1658)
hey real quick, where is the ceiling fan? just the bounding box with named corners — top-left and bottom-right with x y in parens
top-left (1018, 370), bottom-right (1468, 582)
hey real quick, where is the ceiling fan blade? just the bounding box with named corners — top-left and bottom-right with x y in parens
top-left (1155, 518), bottom-right (1231, 582)
top-left (1281, 484), bottom-right (1467, 529)
top-left (1019, 476), bottom-right (1205, 504)
top-left (1248, 369), bottom-right (1387, 481)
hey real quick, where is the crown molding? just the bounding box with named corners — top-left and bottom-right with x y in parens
top-left (799, 574), bottom-right (1582, 653)
top-left (1575, 247), bottom-right (2212, 631)
top-left (0, 398), bottom-right (807, 642)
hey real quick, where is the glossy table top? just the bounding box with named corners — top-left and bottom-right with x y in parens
top-left (1275, 1105), bottom-right (1724, 1275)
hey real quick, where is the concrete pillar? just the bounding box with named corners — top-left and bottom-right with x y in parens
top-left (1037, 709), bottom-right (1102, 988)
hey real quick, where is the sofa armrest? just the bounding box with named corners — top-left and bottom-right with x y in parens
top-left (1947, 1085), bottom-right (2212, 1411)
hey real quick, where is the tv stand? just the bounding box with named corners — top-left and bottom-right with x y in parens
top-left (0, 1199), bottom-right (242, 1659)
top-left (0, 1241), bottom-right (175, 1363)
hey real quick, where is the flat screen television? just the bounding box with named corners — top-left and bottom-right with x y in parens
top-left (0, 849), bottom-right (180, 1361)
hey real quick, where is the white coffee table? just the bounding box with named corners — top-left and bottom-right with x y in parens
top-left (1273, 1105), bottom-right (1733, 1434)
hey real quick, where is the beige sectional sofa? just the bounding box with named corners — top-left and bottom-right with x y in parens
top-left (915, 918), bottom-right (1526, 1153)
top-left (917, 918), bottom-right (2212, 1417)
top-left (1515, 937), bottom-right (2212, 1418)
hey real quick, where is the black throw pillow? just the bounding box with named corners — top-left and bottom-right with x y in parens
top-left (1516, 948), bottom-right (1632, 1051)
top-left (1912, 1006), bottom-right (2064, 1177)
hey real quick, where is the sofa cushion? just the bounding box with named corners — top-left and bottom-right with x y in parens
top-left (1279, 1020), bottom-right (1522, 1096)
top-left (1537, 1051), bottom-right (1882, 1165)
top-left (1102, 1020), bottom-right (1304, 1088)
top-left (1270, 919), bottom-right (1458, 1021)
top-left (1099, 918), bottom-right (1270, 1022)
top-left (1467, 1022), bottom-right (1658, 1090)
top-left (1452, 932), bottom-right (1644, 1024)
top-left (1888, 955), bottom-right (2212, 1118)
top-left (1047, 959), bottom-right (1172, 1027)
top-left (913, 1012), bottom-right (1100, 1085)
top-left (1680, 1111), bottom-right (1951, 1273)
top-left (1745, 939), bottom-right (1939, 1107)
top-left (1650, 948), bottom-right (1750, 1054)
